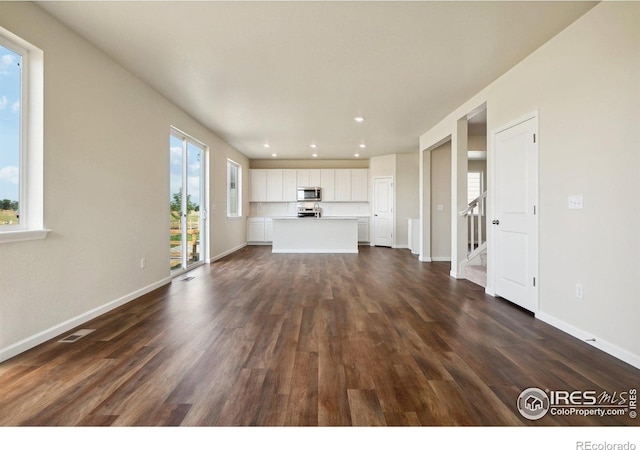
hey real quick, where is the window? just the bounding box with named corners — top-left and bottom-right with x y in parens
top-left (467, 172), bottom-right (483, 215)
top-left (0, 28), bottom-right (45, 243)
top-left (227, 159), bottom-right (242, 217)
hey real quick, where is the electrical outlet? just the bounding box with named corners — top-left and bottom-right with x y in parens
top-left (575, 283), bottom-right (583, 299)
top-left (140, 258), bottom-right (146, 269)
top-left (568, 195), bottom-right (583, 209)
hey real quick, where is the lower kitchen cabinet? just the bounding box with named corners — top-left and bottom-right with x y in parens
top-left (247, 217), bottom-right (265, 242)
top-left (358, 217), bottom-right (370, 243)
top-left (247, 217), bottom-right (273, 243)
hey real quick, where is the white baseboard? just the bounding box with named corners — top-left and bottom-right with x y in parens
top-left (536, 311), bottom-right (640, 370)
top-left (272, 249), bottom-right (358, 254)
top-left (450, 269), bottom-right (465, 279)
top-left (393, 244), bottom-right (409, 250)
top-left (209, 242), bottom-right (247, 262)
top-left (419, 255), bottom-right (432, 262)
top-left (431, 256), bottom-right (451, 262)
top-left (0, 277), bottom-right (172, 364)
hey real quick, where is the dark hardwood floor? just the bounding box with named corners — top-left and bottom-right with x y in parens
top-left (0, 246), bottom-right (638, 426)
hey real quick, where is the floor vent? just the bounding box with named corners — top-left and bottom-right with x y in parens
top-left (58, 329), bottom-right (95, 343)
top-left (181, 276), bottom-right (195, 282)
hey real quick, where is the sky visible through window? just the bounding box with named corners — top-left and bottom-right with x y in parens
top-left (0, 44), bottom-right (21, 207)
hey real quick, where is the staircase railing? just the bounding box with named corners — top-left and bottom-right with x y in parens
top-left (459, 191), bottom-right (487, 254)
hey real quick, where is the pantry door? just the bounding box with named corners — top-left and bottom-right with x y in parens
top-left (373, 177), bottom-right (393, 247)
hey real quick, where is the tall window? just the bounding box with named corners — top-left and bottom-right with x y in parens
top-left (0, 28), bottom-right (44, 243)
top-left (467, 171), bottom-right (484, 216)
top-left (0, 42), bottom-right (23, 228)
top-left (227, 159), bottom-right (241, 217)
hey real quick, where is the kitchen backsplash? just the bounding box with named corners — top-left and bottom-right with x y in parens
top-left (250, 202), bottom-right (370, 217)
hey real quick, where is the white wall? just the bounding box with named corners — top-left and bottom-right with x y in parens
top-left (430, 142), bottom-right (452, 260)
top-left (370, 154), bottom-right (420, 249)
top-left (0, 3), bottom-right (249, 361)
top-left (419, 2), bottom-right (640, 367)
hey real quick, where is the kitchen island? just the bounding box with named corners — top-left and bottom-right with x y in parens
top-left (271, 217), bottom-right (358, 253)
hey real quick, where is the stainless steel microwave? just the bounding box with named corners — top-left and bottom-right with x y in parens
top-left (297, 187), bottom-right (321, 202)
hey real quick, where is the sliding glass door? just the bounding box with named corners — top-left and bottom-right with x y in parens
top-left (170, 129), bottom-right (206, 273)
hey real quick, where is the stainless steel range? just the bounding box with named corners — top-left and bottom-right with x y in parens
top-left (297, 202), bottom-right (321, 218)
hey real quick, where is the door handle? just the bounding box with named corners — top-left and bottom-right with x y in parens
top-left (492, 219), bottom-right (500, 225)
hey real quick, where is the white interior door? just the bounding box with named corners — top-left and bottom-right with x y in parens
top-left (492, 115), bottom-right (538, 312)
top-left (374, 177), bottom-right (393, 247)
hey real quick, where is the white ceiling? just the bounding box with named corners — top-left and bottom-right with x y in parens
top-left (37, 1), bottom-right (596, 160)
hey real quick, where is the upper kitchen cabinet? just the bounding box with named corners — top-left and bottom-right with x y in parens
top-left (283, 169), bottom-right (297, 201)
top-left (320, 169), bottom-right (335, 202)
top-left (250, 168), bottom-right (368, 202)
top-left (335, 169), bottom-right (368, 202)
top-left (297, 169), bottom-right (321, 187)
top-left (351, 169), bottom-right (369, 202)
top-left (250, 168), bottom-right (284, 202)
top-left (250, 169), bottom-right (267, 202)
top-left (266, 169), bottom-right (284, 202)
top-left (334, 169), bottom-right (351, 201)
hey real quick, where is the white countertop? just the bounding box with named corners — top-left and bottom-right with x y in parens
top-left (271, 216), bottom-right (358, 220)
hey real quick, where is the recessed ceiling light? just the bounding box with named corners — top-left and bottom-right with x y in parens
top-left (359, 144), bottom-right (366, 148)
top-left (312, 153), bottom-right (318, 158)
top-left (264, 143), bottom-right (270, 148)
top-left (271, 153), bottom-right (277, 157)
top-left (354, 116), bottom-right (365, 123)
top-left (354, 153), bottom-right (360, 158)
top-left (310, 143), bottom-right (317, 149)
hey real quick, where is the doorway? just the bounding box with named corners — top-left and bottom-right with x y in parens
top-left (170, 128), bottom-right (206, 274)
top-left (491, 113), bottom-right (538, 312)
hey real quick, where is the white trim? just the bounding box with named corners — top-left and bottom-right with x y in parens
top-left (0, 277), bottom-right (172, 363)
top-left (484, 287), bottom-right (496, 297)
top-left (0, 228), bottom-right (50, 244)
top-left (209, 242), bottom-right (247, 262)
top-left (0, 27), bottom-right (44, 237)
top-left (393, 244), bottom-right (408, 250)
top-left (419, 255), bottom-right (432, 262)
top-left (489, 110), bottom-right (539, 312)
top-left (170, 260), bottom-right (205, 278)
top-left (431, 256), bottom-right (451, 262)
top-left (272, 249), bottom-right (358, 254)
top-left (450, 269), bottom-right (464, 279)
top-left (536, 311), bottom-right (640, 370)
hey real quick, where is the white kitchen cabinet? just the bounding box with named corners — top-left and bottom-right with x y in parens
top-left (320, 169), bottom-right (335, 202)
top-left (358, 217), bottom-right (370, 243)
top-left (250, 169), bottom-right (267, 202)
top-left (334, 169), bottom-right (352, 201)
top-left (297, 169), bottom-right (309, 187)
top-left (309, 169), bottom-right (321, 187)
top-left (351, 169), bottom-right (369, 202)
top-left (297, 169), bottom-right (321, 187)
top-left (283, 169), bottom-right (297, 201)
top-left (265, 218), bottom-right (273, 242)
top-left (247, 217), bottom-right (266, 242)
top-left (266, 169), bottom-right (283, 202)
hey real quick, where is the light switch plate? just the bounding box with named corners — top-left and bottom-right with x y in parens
top-left (568, 195), bottom-right (583, 209)
top-left (437, 204), bottom-right (444, 212)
